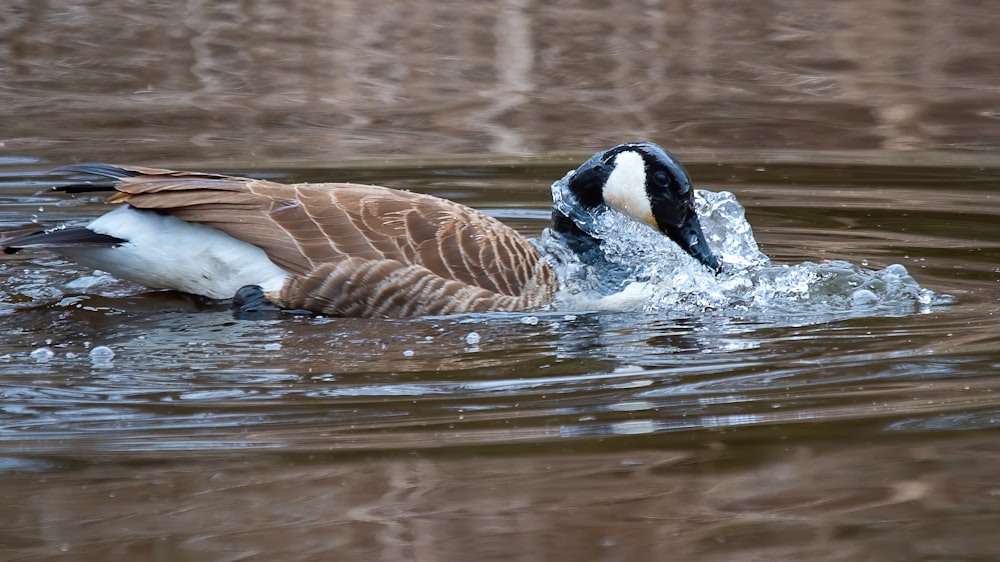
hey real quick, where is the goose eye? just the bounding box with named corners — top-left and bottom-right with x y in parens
top-left (652, 171), bottom-right (671, 187)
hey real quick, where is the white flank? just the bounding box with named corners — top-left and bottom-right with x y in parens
top-left (58, 206), bottom-right (288, 299)
top-left (601, 150), bottom-right (655, 227)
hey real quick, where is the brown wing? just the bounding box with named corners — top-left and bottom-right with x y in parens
top-left (101, 165), bottom-right (557, 312)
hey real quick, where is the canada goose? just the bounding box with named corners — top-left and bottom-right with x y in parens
top-left (1, 142), bottom-right (721, 318)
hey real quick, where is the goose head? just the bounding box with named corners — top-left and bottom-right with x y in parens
top-left (555, 142), bottom-right (722, 273)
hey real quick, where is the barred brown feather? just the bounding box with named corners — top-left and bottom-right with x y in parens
top-left (94, 165), bottom-right (558, 317)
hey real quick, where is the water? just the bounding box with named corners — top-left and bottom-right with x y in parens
top-left (3, 1), bottom-right (1000, 560)
top-left (2, 157), bottom-right (998, 561)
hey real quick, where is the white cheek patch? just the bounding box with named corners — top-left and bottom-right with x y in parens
top-left (601, 150), bottom-right (655, 227)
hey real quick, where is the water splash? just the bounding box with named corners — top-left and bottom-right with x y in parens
top-left (536, 189), bottom-right (943, 319)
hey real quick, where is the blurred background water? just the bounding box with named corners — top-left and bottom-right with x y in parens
top-left (1, 1), bottom-right (1000, 561)
top-left (4, 0), bottom-right (1000, 162)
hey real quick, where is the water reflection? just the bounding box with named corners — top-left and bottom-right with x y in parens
top-left (1, 159), bottom-right (999, 560)
top-left (3, 435), bottom-right (1000, 561)
top-left (2, 0), bottom-right (1000, 559)
top-left (3, 1), bottom-right (1000, 162)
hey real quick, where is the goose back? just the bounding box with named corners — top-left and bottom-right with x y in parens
top-left (104, 166), bottom-right (558, 316)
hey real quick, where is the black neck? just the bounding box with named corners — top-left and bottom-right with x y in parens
top-left (551, 210), bottom-right (601, 261)
top-left (549, 209), bottom-right (632, 293)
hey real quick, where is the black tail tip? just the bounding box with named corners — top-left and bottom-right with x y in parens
top-left (49, 163), bottom-right (139, 193)
top-left (51, 163), bottom-right (138, 180)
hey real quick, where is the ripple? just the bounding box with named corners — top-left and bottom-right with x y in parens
top-left (0, 160), bottom-right (997, 462)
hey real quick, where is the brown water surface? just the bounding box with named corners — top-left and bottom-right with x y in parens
top-left (2, 1), bottom-right (1000, 561)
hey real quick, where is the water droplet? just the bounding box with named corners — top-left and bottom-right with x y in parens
top-left (30, 347), bottom-right (55, 362)
top-left (402, 349), bottom-right (415, 357)
top-left (465, 331), bottom-right (481, 345)
top-left (89, 345), bottom-right (115, 365)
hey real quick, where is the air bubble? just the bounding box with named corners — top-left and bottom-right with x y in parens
top-left (30, 347), bottom-right (55, 362)
top-left (89, 346), bottom-right (115, 365)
